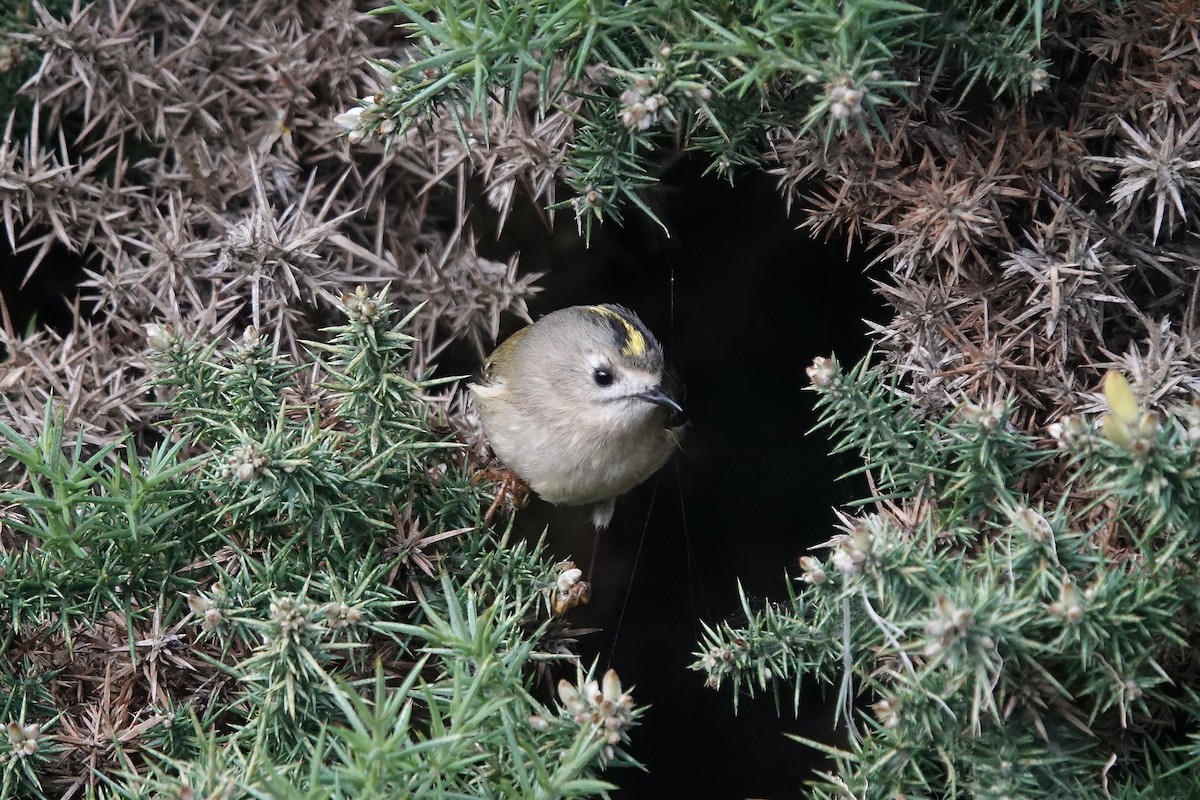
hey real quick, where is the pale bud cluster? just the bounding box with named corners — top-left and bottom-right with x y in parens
top-left (699, 640), bottom-right (739, 688)
top-left (190, 593), bottom-right (363, 640)
top-left (1181, 399), bottom-right (1200, 443)
top-left (242, 326), bottom-right (262, 348)
top-left (619, 75), bottom-right (669, 131)
top-left (268, 596), bottom-right (312, 642)
top-left (230, 326), bottom-right (264, 363)
top-left (1047, 579), bottom-right (1085, 625)
top-left (341, 285), bottom-right (383, 324)
top-left (324, 601), bottom-right (365, 630)
top-left (825, 72), bottom-right (876, 121)
top-left (6, 722), bottom-right (40, 758)
top-left (961, 400), bottom-right (1007, 431)
top-left (551, 561), bottom-right (591, 616)
top-left (830, 522), bottom-right (873, 576)
top-left (923, 595), bottom-right (975, 657)
top-left (557, 669), bottom-right (636, 760)
top-left (144, 322), bottom-right (182, 354)
top-left (1046, 414), bottom-right (1087, 448)
top-left (1030, 67), bottom-right (1050, 93)
top-left (871, 697), bottom-right (902, 729)
top-left (1011, 506), bottom-right (1054, 544)
top-left (806, 355), bottom-right (836, 388)
top-left (187, 592), bottom-right (226, 631)
top-left (223, 443), bottom-right (267, 482)
top-left (334, 97), bottom-right (393, 143)
top-left (798, 556), bottom-right (827, 586)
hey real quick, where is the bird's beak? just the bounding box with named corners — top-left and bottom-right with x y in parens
top-left (634, 386), bottom-right (686, 422)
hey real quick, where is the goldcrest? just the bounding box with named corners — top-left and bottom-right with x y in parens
top-left (470, 304), bottom-right (685, 528)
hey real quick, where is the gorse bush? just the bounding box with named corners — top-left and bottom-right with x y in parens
top-left (0, 0), bottom-right (540, 445)
top-left (0, 289), bottom-right (640, 798)
top-left (670, 0), bottom-right (1200, 793)
top-left (694, 357), bottom-right (1200, 798)
top-left (354, 0), bottom-right (1055, 235)
top-left (4, 0), bottom-right (1200, 797)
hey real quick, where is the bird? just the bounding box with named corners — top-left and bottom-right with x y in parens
top-left (469, 304), bottom-right (685, 528)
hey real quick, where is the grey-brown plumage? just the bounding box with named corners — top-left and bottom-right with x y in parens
top-left (469, 304), bottom-right (685, 528)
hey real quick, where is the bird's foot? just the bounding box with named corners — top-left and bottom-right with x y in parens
top-left (480, 466), bottom-right (531, 525)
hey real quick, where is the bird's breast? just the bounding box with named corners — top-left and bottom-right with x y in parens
top-left (478, 392), bottom-right (677, 507)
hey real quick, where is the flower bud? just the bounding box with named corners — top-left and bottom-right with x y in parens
top-left (145, 322), bottom-right (181, 353)
top-left (798, 556), bottom-right (827, 585)
top-left (602, 669), bottom-right (623, 705)
top-left (557, 680), bottom-right (581, 712)
top-left (806, 356), bottom-right (835, 387)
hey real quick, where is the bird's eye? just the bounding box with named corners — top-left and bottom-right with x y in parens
top-left (593, 367), bottom-right (614, 386)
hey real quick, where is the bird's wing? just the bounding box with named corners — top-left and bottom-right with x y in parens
top-left (478, 323), bottom-right (533, 386)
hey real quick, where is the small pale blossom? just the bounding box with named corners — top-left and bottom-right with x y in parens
top-left (225, 443), bottom-right (267, 482)
top-left (1047, 414), bottom-right (1087, 448)
top-left (825, 73), bottom-right (868, 120)
top-left (556, 668), bottom-right (636, 759)
top-left (872, 697), bottom-right (901, 728)
top-left (325, 602), bottom-right (364, 629)
top-left (341, 285), bottom-right (383, 324)
top-left (829, 520), bottom-right (873, 575)
top-left (1100, 371), bottom-right (1159, 454)
top-left (924, 595), bottom-right (973, 657)
top-left (961, 400), bottom-right (1006, 430)
top-left (798, 556), bottom-right (827, 586)
top-left (556, 567), bottom-right (583, 595)
top-left (806, 356), bottom-right (836, 388)
top-left (1030, 67), bottom-right (1050, 93)
top-left (552, 561), bottom-right (591, 616)
top-left (1013, 506), bottom-right (1054, 543)
top-left (145, 322), bottom-right (179, 353)
top-left (7, 722), bottom-right (40, 757)
top-left (188, 593), bottom-right (227, 631)
top-left (1048, 579), bottom-right (1085, 625)
top-left (334, 106), bottom-right (363, 129)
top-left (619, 87), bottom-right (669, 131)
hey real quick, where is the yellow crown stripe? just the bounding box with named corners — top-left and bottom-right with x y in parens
top-left (588, 305), bottom-right (647, 357)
